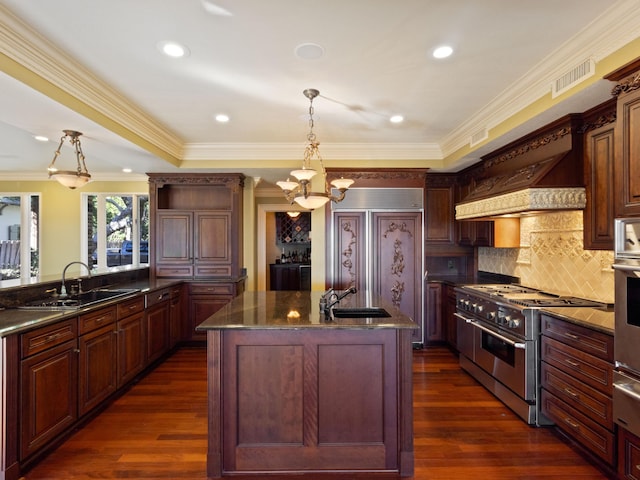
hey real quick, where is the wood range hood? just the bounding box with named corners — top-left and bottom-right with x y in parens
top-left (456, 115), bottom-right (587, 221)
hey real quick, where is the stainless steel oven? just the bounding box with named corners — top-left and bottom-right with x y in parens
top-left (613, 218), bottom-right (640, 437)
top-left (455, 284), bottom-right (606, 426)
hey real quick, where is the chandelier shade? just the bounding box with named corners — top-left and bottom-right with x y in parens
top-left (277, 89), bottom-right (353, 209)
top-left (47, 130), bottom-right (92, 189)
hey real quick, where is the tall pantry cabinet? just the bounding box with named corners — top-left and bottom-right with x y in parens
top-left (148, 173), bottom-right (246, 341)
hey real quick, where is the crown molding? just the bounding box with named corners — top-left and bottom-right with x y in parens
top-left (440, 0), bottom-right (640, 157)
top-left (181, 142), bottom-right (443, 161)
top-left (0, 4), bottom-right (184, 159)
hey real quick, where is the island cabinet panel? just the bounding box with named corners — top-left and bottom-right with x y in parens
top-left (214, 329), bottom-right (404, 476)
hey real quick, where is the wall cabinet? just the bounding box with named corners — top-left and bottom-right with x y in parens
top-left (540, 313), bottom-right (615, 467)
top-left (582, 98), bottom-right (616, 249)
top-left (607, 58), bottom-right (640, 217)
top-left (19, 319), bottom-right (78, 460)
top-left (148, 173), bottom-right (244, 280)
top-left (77, 306), bottom-right (117, 416)
top-left (425, 183), bottom-right (456, 245)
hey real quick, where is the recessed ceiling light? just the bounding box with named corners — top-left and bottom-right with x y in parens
top-left (294, 43), bottom-right (325, 60)
top-left (215, 114), bottom-right (230, 123)
top-left (201, 0), bottom-right (233, 16)
top-left (34, 135), bottom-right (49, 142)
top-left (433, 45), bottom-right (453, 59)
top-left (158, 41), bottom-right (190, 58)
top-left (122, 168), bottom-right (133, 173)
top-left (390, 115), bottom-right (404, 124)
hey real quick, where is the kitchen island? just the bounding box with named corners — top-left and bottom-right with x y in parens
top-left (196, 290), bottom-right (416, 478)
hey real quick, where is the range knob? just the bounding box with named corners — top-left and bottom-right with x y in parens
top-left (487, 311), bottom-right (496, 321)
top-left (476, 304), bottom-right (484, 314)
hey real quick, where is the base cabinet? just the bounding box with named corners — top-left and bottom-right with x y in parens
top-left (19, 319), bottom-right (78, 460)
top-left (77, 306), bottom-right (117, 416)
top-left (618, 427), bottom-right (640, 479)
top-left (145, 289), bottom-right (171, 363)
top-left (540, 314), bottom-right (615, 467)
top-left (116, 296), bottom-right (146, 387)
top-left (188, 282), bottom-right (244, 341)
top-left (425, 282), bottom-right (443, 343)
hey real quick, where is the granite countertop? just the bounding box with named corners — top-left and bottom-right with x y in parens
top-left (0, 278), bottom-right (182, 338)
top-left (196, 290), bottom-right (417, 330)
top-left (541, 306), bottom-right (615, 335)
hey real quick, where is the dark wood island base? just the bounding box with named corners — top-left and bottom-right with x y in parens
top-left (198, 291), bottom-right (416, 478)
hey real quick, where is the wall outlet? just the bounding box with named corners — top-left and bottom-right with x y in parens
top-left (448, 260), bottom-right (455, 269)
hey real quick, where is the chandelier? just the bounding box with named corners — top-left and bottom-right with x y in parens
top-left (277, 89), bottom-right (353, 210)
top-left (47, 130), bottom-right (92, 189)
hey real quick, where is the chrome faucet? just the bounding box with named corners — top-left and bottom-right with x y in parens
top-left (60, 261), bottom-right (92, 297)
top-left (324, 286), bottom-right (357, 313)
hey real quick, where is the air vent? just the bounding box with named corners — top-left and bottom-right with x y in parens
top-left (470, 127), bottom-right (488, 147)
top-left (552, 58), bottom-right (595, 98)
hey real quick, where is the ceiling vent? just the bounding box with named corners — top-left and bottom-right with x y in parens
top-left (470, 127), bottom-right (489, 147)
top-left (551, 58), bottom-right (595, 98)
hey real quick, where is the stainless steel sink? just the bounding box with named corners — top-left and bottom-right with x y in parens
top-left (330, 307), bottom-right (391, 318)
top-left (19, 288), bottom-right (139, 311)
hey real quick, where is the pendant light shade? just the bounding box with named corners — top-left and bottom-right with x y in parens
top-left (47, 130), bottom-right (92, 189)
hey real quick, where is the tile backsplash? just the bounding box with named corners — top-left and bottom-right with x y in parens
top-left (478, 211), bottom-right (614, 304)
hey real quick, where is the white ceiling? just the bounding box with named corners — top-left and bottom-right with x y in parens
top-left (0, 0), bottom-right (639, 187)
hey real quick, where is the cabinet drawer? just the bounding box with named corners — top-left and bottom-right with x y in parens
top-left (78, 306), bottom-right (116, 335)
top-left (541, 361), bottom-right (613, 429)
top-left (190, 283), bottom-right (234, 295)
top-left (21, 319), bottom-right (77, 358)
top-left (541, 389), bottom-right (615, 466)
top-left (541, 336), bottom-right (613, 395)
top-left (156, 264), bottom-right (194, 277)
top-left (117, 296), bottom-right (145, 319)
top-left (541, 314), bottom-right (614, 362)
top-left (146, 288), bottom-right (171, 307)
top-left (195, 265), bottom-right (231, 277)
top-left (618, 427), bottom-right (640, 479)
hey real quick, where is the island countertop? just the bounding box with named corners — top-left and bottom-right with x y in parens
top-left (196, 290), bottom-right (417, 330)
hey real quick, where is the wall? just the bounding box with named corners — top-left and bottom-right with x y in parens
top-left (478, 210), bottom-right (614, 304)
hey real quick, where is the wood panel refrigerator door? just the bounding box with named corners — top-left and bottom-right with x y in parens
top-left (332, 212), bottom-right (366, 291)
top-left (372, 212), bottom-right (422, 343)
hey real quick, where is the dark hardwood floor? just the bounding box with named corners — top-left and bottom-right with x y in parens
top-left (22, 347), bottom-right (610, 480)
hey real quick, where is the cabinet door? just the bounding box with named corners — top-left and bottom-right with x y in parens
top-left (332, 212), bottom-right (366, 291)
top-left (169, 287), bottom-right (183, 347)
top-left (425, 186), bottom-right (454, 244)
top-left (584, 121), bottom-right (615, 248)
top-left (78, 324), bottom-right (117, 416)
top-left (117, 311), bottom-right (146, 387)
top-left (194, 212), bottom-right (232, 277)
top-left (20, 340), bottom-right (78, 459)
top-left (425, 283), bottom-right (443, 343)
top-left (618, 427), bottom-right (640, 480)
top-left (146, 301), bottom-right (170, 363)
top-left (373, 212), bottom-right (423, 343)
top-left (156, 211), bottom-right (192, 264)
top-left (189, 295), bottom-right (231, 341)
top-left (615, 87), bottom-right (640, 217)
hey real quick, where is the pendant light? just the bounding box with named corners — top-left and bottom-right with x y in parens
top-left (47, 130), bottom-right (92, 189)
top-left (277, 89), bottom-right (354, 209)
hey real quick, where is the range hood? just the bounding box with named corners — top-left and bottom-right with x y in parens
top-left (455, 116), bottom-right (586, 221)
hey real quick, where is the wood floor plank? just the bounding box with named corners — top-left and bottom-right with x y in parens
top-left (21, 346), bottom-right (611, 479)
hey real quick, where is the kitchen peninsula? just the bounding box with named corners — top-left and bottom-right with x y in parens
top-left (196, 290), bottom-right (416, 478)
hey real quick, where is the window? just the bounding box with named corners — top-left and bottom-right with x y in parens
top-left (0, 194), bottom-right (40, 280)
top-left (83, 194), bottom-right (149, 268)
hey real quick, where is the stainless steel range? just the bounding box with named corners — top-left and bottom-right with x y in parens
top-left (454, 284), bottom-right (605, 426)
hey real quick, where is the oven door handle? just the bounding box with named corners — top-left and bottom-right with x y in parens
top-left (453, 312), bottom-right (474, 323)
top-left (468, 319), bottom-right (527, 349)
top-left (612, 263), bottom-right (640, 274)
top-left (614, 382), bottom-right (640, 402)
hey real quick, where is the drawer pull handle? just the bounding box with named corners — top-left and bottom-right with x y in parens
top-left (636, 464), bottom-right (640, 471)
top-left (564, 417), bottom-right (580, 430)
top-left (45, 333), bottom-right (63, 342)
top-left (563, 332), bottom-right (580, 340)
top-left (564, 359), bottom-right (580, 368)
top-left (563, 387), bottom-right (579, 399)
